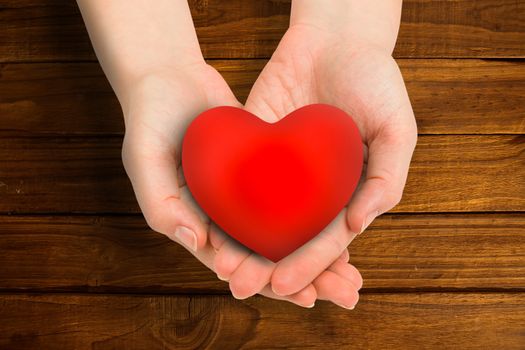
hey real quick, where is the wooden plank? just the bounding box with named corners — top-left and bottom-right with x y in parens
top-left (400, 59), bottom-right (525, 134)
top-left (0, 293), bottom-right (524, 349)
top-left (0, 135), bottom-right (523, 214)
top-left (401, 135), bottom-right (525, 212)
top-left (0, 215), bottom-right (221, 293)
top-left (2, 60), bottom-right (525, 135)
top-left (357, 213), bottom-right (525, 290)
top-left (1, 1), bottom-right (524, 62)
top-left (397, 0), bottom-right (525, 58)
top-left (0, 214), bottom-right (523, 292)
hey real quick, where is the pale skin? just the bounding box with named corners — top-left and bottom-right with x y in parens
top-left (77, 0), bottom-right (416, 309)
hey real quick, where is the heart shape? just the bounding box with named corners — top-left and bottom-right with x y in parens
top-left (182, 104), bottom-right (363, 262)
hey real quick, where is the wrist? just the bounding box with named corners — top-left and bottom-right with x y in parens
top-left (77, 0), bottom-right (205, 106)
top-left (119, 60), bottom-right (209, 118)
top-left (290, 0), bottom-right (402, 54)
top-left (106, 44), bottom-right (205, 109)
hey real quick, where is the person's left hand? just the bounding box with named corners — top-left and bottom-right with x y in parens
top-left (212, 23), bottom-right (417, 308)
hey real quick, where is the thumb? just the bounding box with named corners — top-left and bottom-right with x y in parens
top-left (121, 129), bottom-right (209, 253)
top-left (347, 127), bottom-right (417, 234)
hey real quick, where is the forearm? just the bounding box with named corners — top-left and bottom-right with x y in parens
top-left (290, 0), bottom-right (402, 53)
top-left (76, 0), bottom-right (204, 107)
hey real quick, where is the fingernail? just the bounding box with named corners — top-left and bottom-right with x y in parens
top-left (271, 284), bottom-right (287, 296)
top-left (174, 226), bottom-right (197, 252)
top-left (337, 302), bottom-right (356, 310)
top-left (230, 290), bottom-right (245, 300)
top-left (217, 274), bottom-right (229, 282)
top-left (360, 210), bottom-right (379, 234)
top-left (305, 302), bottom-right (315, 308)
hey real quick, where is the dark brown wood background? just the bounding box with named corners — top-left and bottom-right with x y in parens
top-left (1, 1), bottom-right (524, 349)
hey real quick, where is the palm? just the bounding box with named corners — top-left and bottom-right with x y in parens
top-left (246, 24), bottom-right (415, 144)
top-left (122, 64), bottom-right (241, 271)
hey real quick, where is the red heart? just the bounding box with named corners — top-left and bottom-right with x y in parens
top-left (182, 104), bottom-right (363, 262)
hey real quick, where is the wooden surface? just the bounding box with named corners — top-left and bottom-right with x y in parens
top-left (0, 214), bottom-right (524, 292)
top-left (1, 0), bottom-right (524, 60)
top-left (2, 60), bottom-right (525, 135)
top-left (1, 135), bottom-right (524, 213)
top-left (1, 0), bottom-right (524, 349)
top-left (1, 294), bottom-right (524, 350)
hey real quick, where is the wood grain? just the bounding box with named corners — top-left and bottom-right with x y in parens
top-left (1, 0), bottom-right (523, 347)
top-left (401, 135), bottom-right (525, 212)
top-left (0, 293), bottom-right (524, 350)
top-left (2, 60), bottom-right (525, 135)
top-left (0, 214), bottom-right (523, 292)
top-left (1, 0), bottom-right (524, 62)
top-left (0, 135), bottom-right (523, 214)
top-left (400, 59), bottom-right (525, 134)
top-left (397, 0), bottom-right (525, 58)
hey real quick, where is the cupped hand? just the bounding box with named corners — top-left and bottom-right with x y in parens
top-left (215, 23), bottom-right (417, 307)
top-left (120, 61), bottom-right (362, 308)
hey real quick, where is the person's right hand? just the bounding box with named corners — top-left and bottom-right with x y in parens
top-left (120, 61), bottom-right (362, 308)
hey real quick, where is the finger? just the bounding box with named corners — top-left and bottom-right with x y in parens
top-left (228, 253), bottom-right (275, 299)
top-left (258, 283), bottom-right (317, 308)
top-left (327, 259), bottom-right (363, 290)
top-left (312, 270), bottom-right (360, 310)
top-left (243, 66), bottom-right (291, 122)
top-left (288, 284), bottom-right (317, 308)
top-left (338, 248), bottom-right (350, 263)
top-left (208, 222), bottom-right (229, 252)
top-left (181, 225), bottom-right (217, 273)
top-left (229, 247), bottom-right (351, 301)
top-left (270, 210), bottom-right (357, 296)
top-left (346, 123), bottom-right (417, 235)
top-left (244, 88), bottom-right (281, 123)
top-left (122, 131), bottom-right (209, 253)
top-left (213, 234), bottom-right (252, 281)
top-left (244, 96), bottom-right (282, 123)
